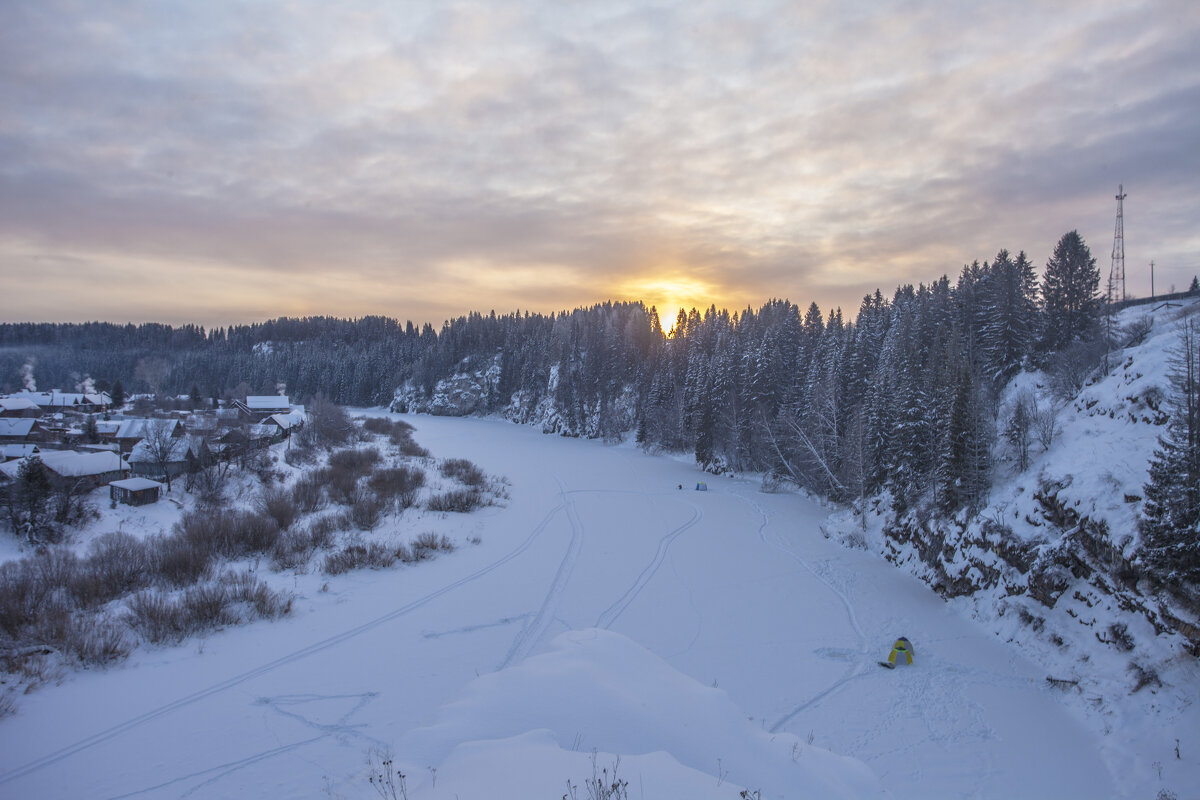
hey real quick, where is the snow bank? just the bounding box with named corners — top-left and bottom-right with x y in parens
top-left (399, 628), bottom-right (886, 800)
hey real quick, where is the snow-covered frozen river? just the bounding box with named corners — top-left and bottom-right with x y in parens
top-left (0, 415), bottom-right (1110, 798)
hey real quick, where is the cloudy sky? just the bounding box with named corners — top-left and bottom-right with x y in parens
top-left (2, 1), bottom-right (1198, 329)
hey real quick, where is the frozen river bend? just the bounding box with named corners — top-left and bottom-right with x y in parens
top-left (0, 415), bottom-right (1111, 799)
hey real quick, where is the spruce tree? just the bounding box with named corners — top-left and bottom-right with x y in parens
top-left (1141, 320), bottom-right (1200, 595)
top-left (1041, 231), bottom-right (1100, 352)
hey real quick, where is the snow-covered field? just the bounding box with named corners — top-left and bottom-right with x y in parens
top-left (0, 413), bottom-right (1180, 799)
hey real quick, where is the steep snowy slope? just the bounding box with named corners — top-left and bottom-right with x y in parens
top-left (827, 298), bottom-right (1200, 795)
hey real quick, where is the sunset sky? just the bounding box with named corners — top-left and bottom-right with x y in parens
top-left (2, 1), bottom-right (1198, 329)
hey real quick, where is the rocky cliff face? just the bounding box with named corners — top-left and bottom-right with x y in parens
top-left (827, 301), bottom-right (1200, 706)
top-left (391, 358), bottom-right (637, 440)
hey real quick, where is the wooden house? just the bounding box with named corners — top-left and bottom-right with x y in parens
top-left (109, 477), bottom-right (163, 506)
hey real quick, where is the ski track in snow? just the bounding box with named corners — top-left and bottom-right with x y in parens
top-left (730, 483), bottom-right (1014, 796)
top-left (722, 486), bottom-right (875, 733)
top-left (103, 693), bottom-right (385, 799)
top-left (593, 493), bottom-right (702, 630)
top-left (502, 482), bottom-right (702, 667)
top-left (499, 481), bottom-right (585, 669)
top-left (0, 501), bottom-right (568, 789)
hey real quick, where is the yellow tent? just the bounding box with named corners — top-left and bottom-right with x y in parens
top-left (886, 636), bottom-right (914, 667)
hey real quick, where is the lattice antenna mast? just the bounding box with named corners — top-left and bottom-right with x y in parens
top-left (1109, 184), bottom-right (1127, 303)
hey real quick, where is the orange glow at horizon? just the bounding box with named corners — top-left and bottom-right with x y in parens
top-left (617, 275), bottom-right (725, 334)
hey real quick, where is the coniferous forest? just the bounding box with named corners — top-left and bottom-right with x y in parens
top-left (0, 234), bottom-right (1190, 524)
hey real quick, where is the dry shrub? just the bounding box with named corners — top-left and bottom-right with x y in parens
top-left (220, 571), bottom-right (290, 618)
top-left (368, 465), bottom-right (425, 509)
top-left (426, 488), bottom-right (483, 513)
top-left (149, 533), bottom-right (212, 588)
top-left (73, 619), bottom-right (133, 666)
top-left (0, 559), bottom-right (49, 639)
top-left (125, 591), bottom-right (188, 643)
top-left (323, 543), bottom-right (398, 575)
top-left (271, 529), bottom-right (316, 571)
top-left (291, 473), bottom-right (327, 513)
top-left (258, 486), bottom-right (299, 531)
top-left (348, 488), bottom-right (386, 530)
top-left (439, 458), bottom-right (486, 488)
top-left (410, 532), bottom-right (455, 561)
top-left (175, 509), bottom-right (280, 560)
top-left (328, 447), bottom-right (383, 476)
top-left (361, 417), bottom-right (394, 436)
top-left (78, 532), bottom-right (151, 606)
top-left (181, 583), bottom-right (234, 630)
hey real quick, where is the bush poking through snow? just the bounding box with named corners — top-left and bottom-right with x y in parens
top-left (125, 573), bottom-right (291, 644)
top-left (323, 543), bottom-right (398, 574)
top-left (125, 591), bottom-right (190, 644)
top-left (80, 532), bottom-right (151, 604)
top-left (426, 488), bottom-right (484, 513)
top-left (366, 748), bottom-right (408, 800)
top-left (348, 488), bottom-right (386, 531)
top-left (149, 532), bottom-right (212, 588)
top-left (368, 465), bottom-right (426, 510)
top-left (291, 474), bottom-right (327, 514)
top-left (175, 509), bottom-right (281, 561)
top-left (410, 532), bottom-right (454, 561)
top-left (563, 752), bottom-right (629, 800)
top-left (439, 458), bottom-right (486, 488)
top-left (258, 486), bottom-right (299, 531)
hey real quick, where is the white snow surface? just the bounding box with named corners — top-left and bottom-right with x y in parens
top-left (0, 410), bottom-right (1186, 798)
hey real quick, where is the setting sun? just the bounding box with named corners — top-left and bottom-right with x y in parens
top-left (618, 275), bottom-right (719, 328)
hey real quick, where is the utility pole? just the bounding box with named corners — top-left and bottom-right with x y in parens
top-left (1150, 259), bottom-right (1155, 300)
top-left (1109, 184), bottom-right (1127, 303)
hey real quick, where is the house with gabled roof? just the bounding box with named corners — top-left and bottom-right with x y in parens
top-left (0, 398), bottom-right (42, 418)
top-left (1, 444), bottom-right (40, 461)
top-left (0, 418), bottom-right (43, 444)
top-left (234, 396), bottom-right (293, 421)
top-left (5, 390), bottom-right (112, 413)
top-left (128, 435), bottom-right (209, 481)
top-left (0, 451), bottom-right (129, 490)
top-left (113, 418), bottom-right (181, 453)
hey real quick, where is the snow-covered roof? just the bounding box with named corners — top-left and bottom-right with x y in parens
top-left (110, 477), bottom-right (163, 491)
top-left (115, 418), bottom-right (179, 439)
top-left (4, 390), bottom-right (111, 408)
top-left (0, 398), bottom-right (41, 412)
top-left (268, 410), bottom-right (305, 429)
top-left (128, 435), bottom-right (204, 463)
top-left (244, 395), bottom-right (292, 411)
top-left (0, 419), bottom-right (36, 437)
top-left (1, 444), bottom-right (39, 460)
top-left (95, 420), bottom-right (121, 435)
top-left (0, 450), bottom-right (128, 480)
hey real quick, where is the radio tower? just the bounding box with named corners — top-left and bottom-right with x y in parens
top-left (1109, 184), bottom-right (1127, 303)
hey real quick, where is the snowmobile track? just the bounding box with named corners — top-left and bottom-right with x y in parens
top-left (594, 494), bottom-right (702, 630)
top-left (0, 501), bottom-right (568, 788)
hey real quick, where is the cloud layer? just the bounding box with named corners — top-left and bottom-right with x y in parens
top-left (2, 1), bottom-right (1198, 326)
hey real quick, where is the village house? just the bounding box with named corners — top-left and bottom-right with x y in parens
top-left (0, 398), bottom-right (42, 418)
top-left (1, 444), bottom-right (40, 461)
top-left (0, 418), bottom-right (45, 445)
top-left (234, 395), bottom-right (293, 422)
top-left (0, 450), bottom-right (129, 491)
top-left (109, 477), bottom-right (163, 506)
top-left (4, 390), bottom-right (112, 413)
top-left (113, 418), bottom-right (181, 454)
top-left (128, 435), bottom-right (209, 481)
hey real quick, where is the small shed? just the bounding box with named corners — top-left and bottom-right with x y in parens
top-left (110, 477), bottom-right (163, 506)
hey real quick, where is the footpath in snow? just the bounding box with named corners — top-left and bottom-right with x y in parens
top-left (0, 415), bottom-right (1113, 799)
